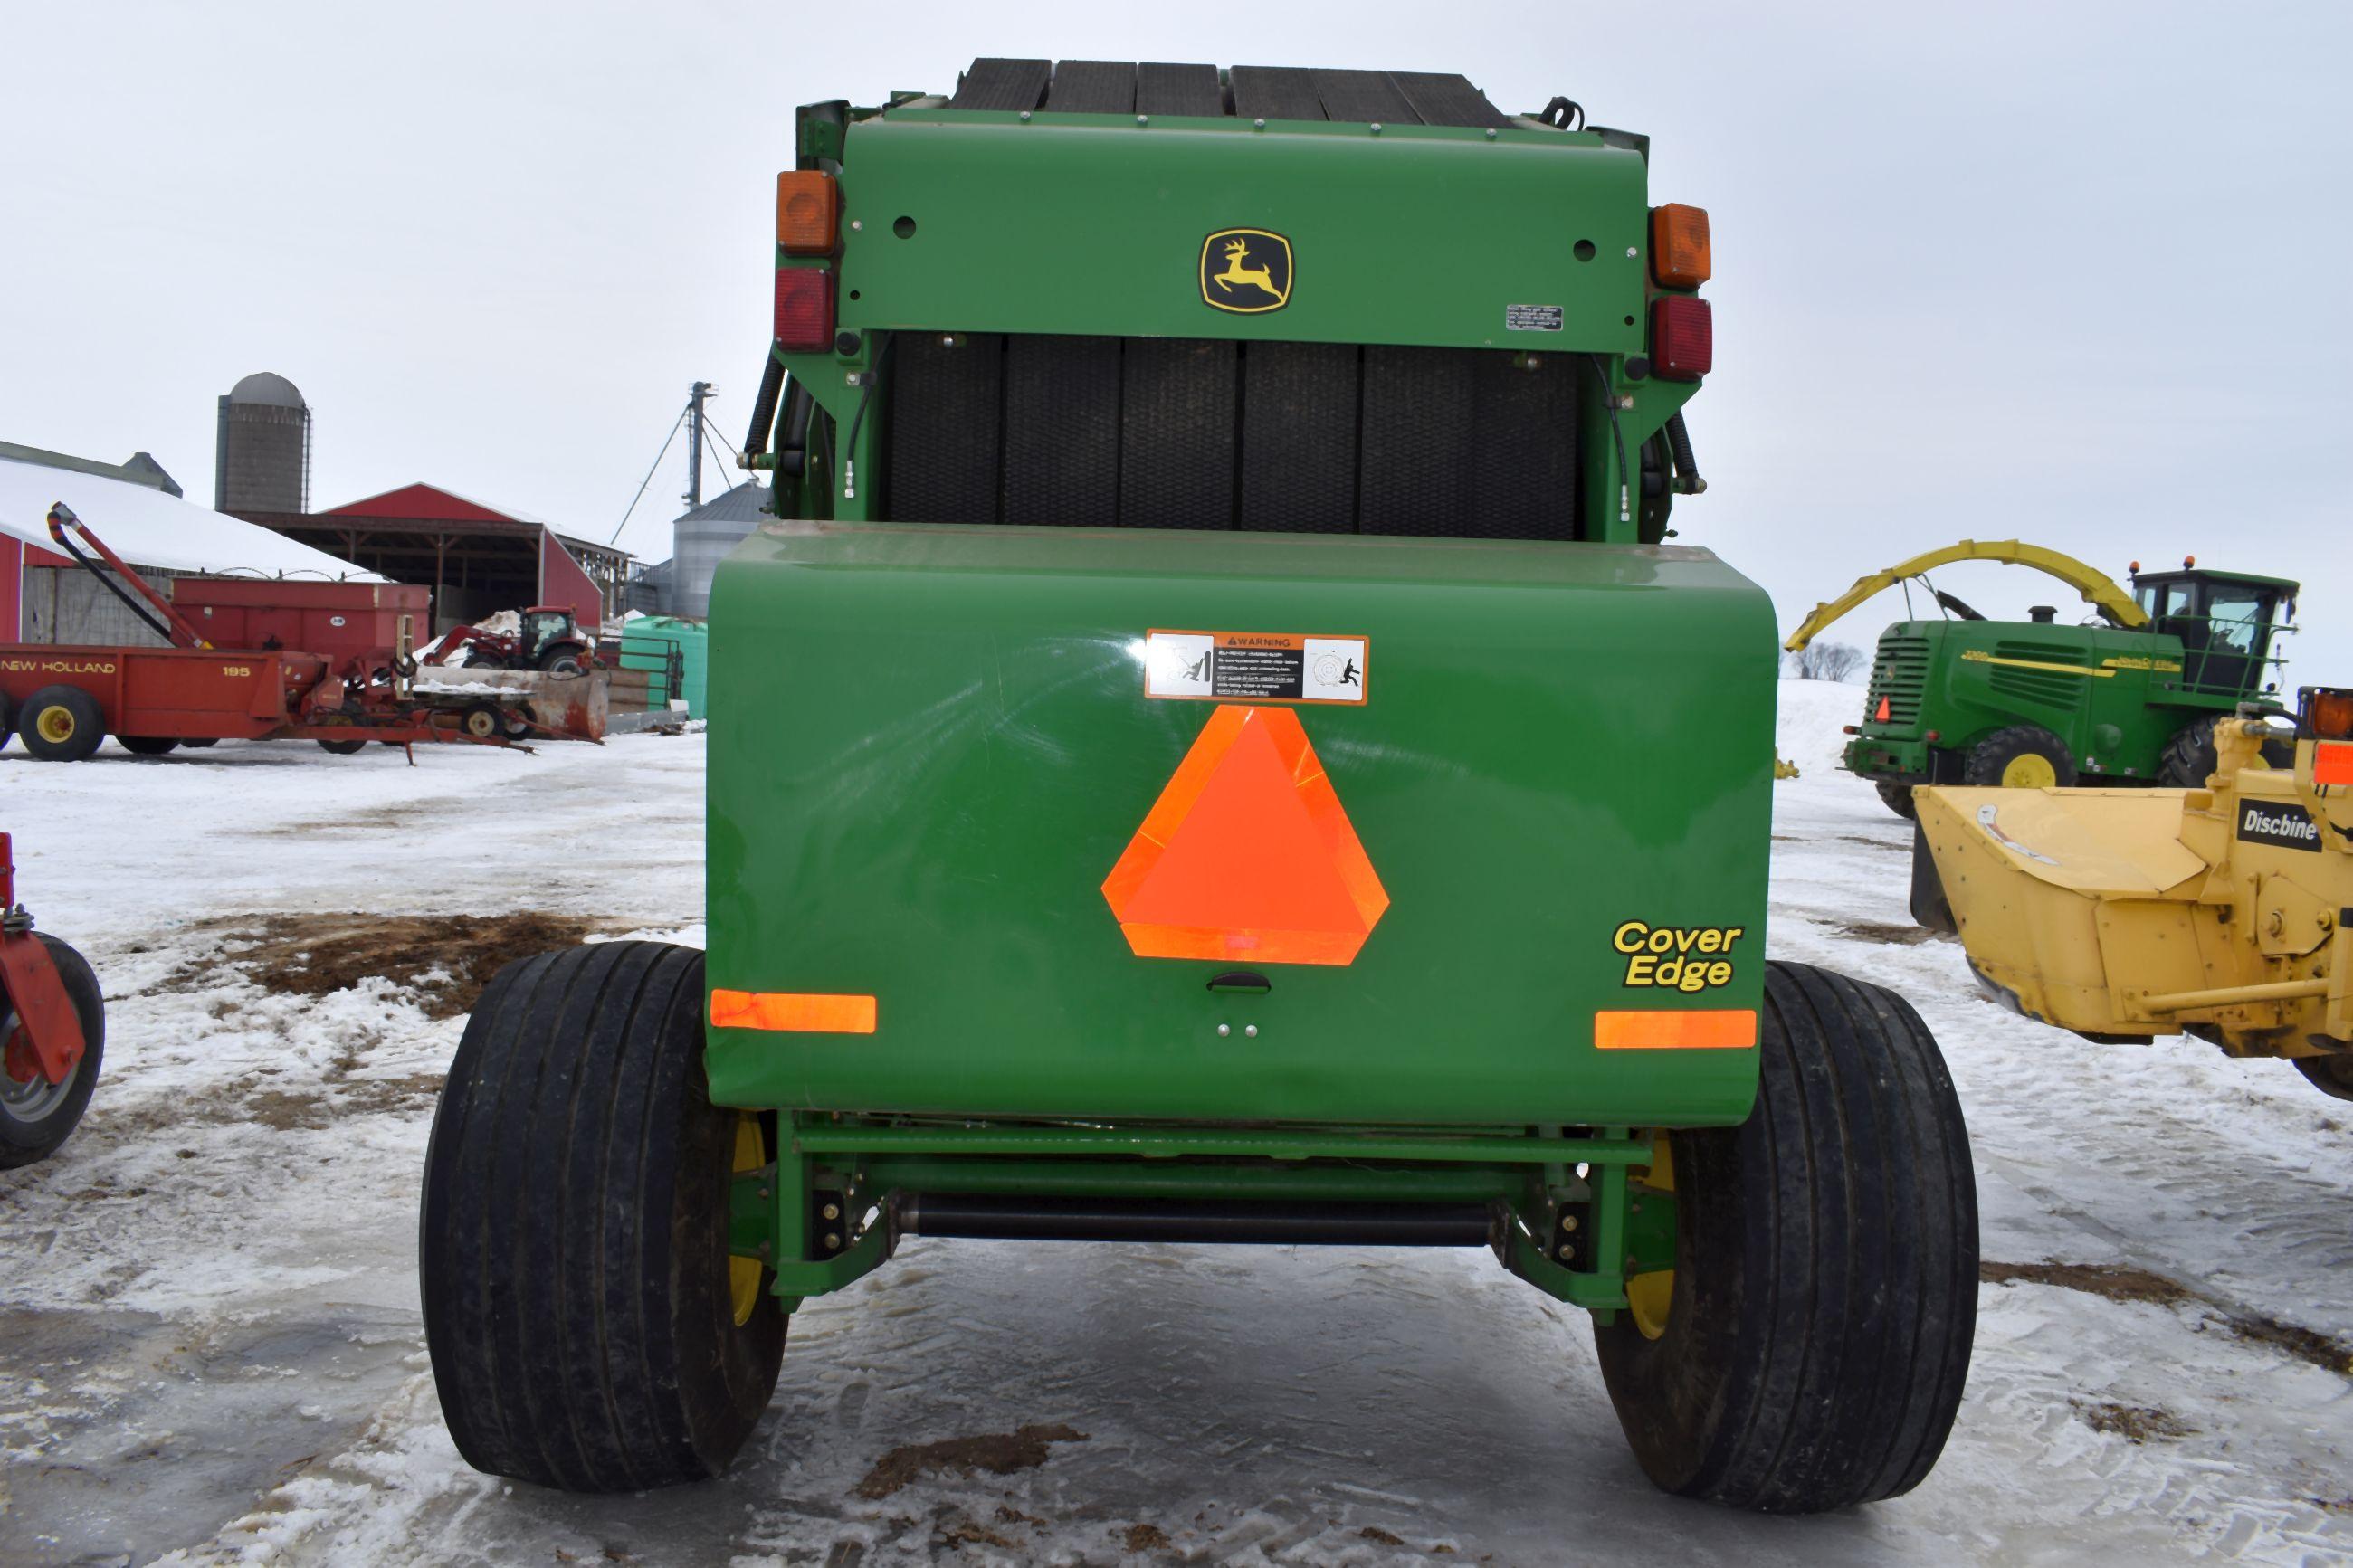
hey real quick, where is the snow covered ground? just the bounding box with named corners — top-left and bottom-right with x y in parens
top-left (3, 688), bottom-right (2348, 1566)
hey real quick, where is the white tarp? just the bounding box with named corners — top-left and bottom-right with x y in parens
top-left (0, 454), bottom-right (383, 581)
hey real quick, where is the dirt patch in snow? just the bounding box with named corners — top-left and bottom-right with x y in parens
top-left (2073, 1400), bottom-right (2194, 1443)
top-left (1122, 1523), bottom-right (1172, 1553)
top-left (1985, 1259), bottom-right (2353, 1373)
top-left (1832, 919), bottom-right (1938, 946)
top-left (853, 1422), bottom-right (1089, 1499)
top-left (1982, 1260), bottom-right (2194, 1307)
top-left (188, 911), bottom-right (616, 1019)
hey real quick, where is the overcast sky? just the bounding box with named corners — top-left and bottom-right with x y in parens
top-left (4, 0), bottom-right (2347, 683)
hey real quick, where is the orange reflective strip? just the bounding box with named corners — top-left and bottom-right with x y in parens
top-left (1593, 1009), bottom-right (1758, 1050)
top-left (2315, 741), bottom-right (2353, 786)
top-left (710, 989), bottom-right (876, 1034)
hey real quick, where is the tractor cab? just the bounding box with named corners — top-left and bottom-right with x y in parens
top-left (2128, 564), bottom-right (2299, 697)
top-left (517, 607), bottom-right (591, 671)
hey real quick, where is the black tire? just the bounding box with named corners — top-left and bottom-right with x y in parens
top-left (1910, 823), bottom-right (1957, 936)
top-left (1593, 961), bottom-right (1977, 1513)
top-left (421, 941), bottom-right (785, 1491)
top-left (117, 736), bottom-right (179, 756)
top-left (457, 704), bottom-right (503, 742)
top-left (316, 736), bottom-right (368, 755)
top-left (16, 686), bottom-right (104, 763)
top-left (1962, 724), bottom-right (2075, 790)
top-left (2157, 715), bottom-right (2294, 786)
top-left (2293, 1053), bottom-right (2353, 1102)
top-left (0, 689), bottom-right (13, 752)
top-left (540, 644), bottom-right (586, 677)
top-left (1875, 781), bottom-right (1917, 820)
top-left (179, 737), bottom-right (218, 749)
top-left (1, 935), bottom-right (106, 1168)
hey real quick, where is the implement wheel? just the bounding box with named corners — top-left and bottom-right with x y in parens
top-left (1874, 780), bottom-right (1917, 820)
top-left (1593, 960), bottom-right (1977, 1513)
top-left (1, 936), bottom-right (105, 1168)
top-left (1963, 724), bottom-right (2074, 790)
top-left (17, 686), bottom-right (103, 763)
top-left (117, 736), bottom-right (179, 756)
top-left (421, 941), bottom-right (785, 1491)
top-left (2294, 1053), bottom-right (2353, 1102)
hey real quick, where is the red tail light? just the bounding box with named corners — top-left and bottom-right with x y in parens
top-left (1651, 295), bottom-right (1712, 380)
top-left (774, 267), bottom-right (835, 351)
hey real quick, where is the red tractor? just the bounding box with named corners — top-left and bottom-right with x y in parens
top-left (0, 834), bottom-right (102, 1167)
top-left (424, 607), bottom-right (596, 677)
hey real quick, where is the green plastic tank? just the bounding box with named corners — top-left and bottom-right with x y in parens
top-left (620, 614), bottom-right (708, 719)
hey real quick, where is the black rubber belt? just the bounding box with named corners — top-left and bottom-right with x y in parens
top-left (1135, 61), bottom-right (1224, 117)
top-left (1310, 67), bottom-right (1417, 124)
top-left (951, 57), bottom-right (1051, 111)
top-left (1228, 64), bottom-right (1325, 120)
top-left (1392, 71), bottom-right (1511, 129)
top-left (1121, 338), bottom-right (1236, 528)
top-left (1003, 335), bottom-right (1121, 527)
top-left (886, 334), bottom-right (1004, 524)
top-left (1043, 59), bottom-right (1134, 114)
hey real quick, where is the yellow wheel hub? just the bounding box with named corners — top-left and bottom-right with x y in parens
top-left (1626, 1134), bottom-right (1676, 1342)
top-left (35, 707), bottom-right (75, 745)
top-left (1999, 751), bottom-right (2059, 790)
top-left (729, 1113), bottom-right (766, 1326)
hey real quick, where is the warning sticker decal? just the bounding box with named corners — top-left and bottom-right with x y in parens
top-left (1143, 630), bottom-right (1368, 705)
top-left (1505, 303), bottom-right (1564, 332)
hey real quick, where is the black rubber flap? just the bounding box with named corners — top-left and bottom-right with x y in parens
top-left (1359, 347), bottom-right (1578, 539)
top-left (1239, 341), bottom-right (1359, 533)
top-left (886, 334), bottom-right (1004, 525)
top-left (1043, 59), bottom-right (1136, 114)
top-left (1229, 64), bottom-right (1326, 121)
top-left (1310, 68), bottom-right (1417, 124)
top-left (1003, 336), bottom-right (1122, 527)
top-left (1136, 62), bottom-right (1224, 117)
top-left (1392, 71), bottom-right (1512, 129)
top-left (952, 58), bottom-right (1051, 111)
top-left (1121, 338), bottom-right (1237, 529)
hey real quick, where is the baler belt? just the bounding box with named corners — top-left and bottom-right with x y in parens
top-left (886, 333), bottom-right (1005, 525)
top-left (1229, 65), bottom-right (1327, 121)
top-left (882, 337), bottom-right (1579, 539)
top-left (1392, 71), bottom-right (1513, 130)
top-left (1135, 62), bottom-right (1225, 118)
top-left (1043, 59), bottom-right (1136, 114)
top-left (1121, 337), bottom-right (1238, 529)
top-left (1004, 335), bottom-right (1122, 527)
top-left (1309, 68), bottom-right (1418, 125)
top-left (1360, 347), bottom-right (1578, 539)
top-left (1239, 341), bottom-right (1359, 534)
top-left (952, 57), bottom-right (1052, 111)
top-left (974, 61), bottom-right (1512, 128)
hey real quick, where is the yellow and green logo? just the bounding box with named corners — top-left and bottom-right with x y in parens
top-left (1200, 229), bottom-right (1292, 314)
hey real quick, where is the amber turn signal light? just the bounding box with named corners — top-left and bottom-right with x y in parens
top-left (1651, 203), bottom-right (1710, 289)
top-left (2303, 687), bottom-right (2353, 741)
top-left (776, 170), bottom-right (840, 254)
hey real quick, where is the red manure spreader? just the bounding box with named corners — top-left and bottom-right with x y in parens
top-left (0, 833), bottom-right (101, 1166)
top-left (1, 504), bottom-right (526, 760)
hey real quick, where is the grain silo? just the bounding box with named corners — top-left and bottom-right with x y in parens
top-left (670, 481), bottom-right (769, 619)
top-left (214, 371), bottom-right (311, 514)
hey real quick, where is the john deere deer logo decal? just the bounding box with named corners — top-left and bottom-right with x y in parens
top-left (1200, 229), bottom-right (1292, 314)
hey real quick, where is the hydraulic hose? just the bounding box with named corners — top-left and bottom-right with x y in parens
top-left (1664, 410), bottom-right (1707, 494)
top-left (742, 351), bottom-right (786, 467)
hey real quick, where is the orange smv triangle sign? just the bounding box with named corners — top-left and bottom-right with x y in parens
top-left (1101, 705), bottom-right (1388, 965)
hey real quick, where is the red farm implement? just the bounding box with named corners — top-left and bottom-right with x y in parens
top-left (0, 504), bottom-right (538, 760)
top-left (0, 832), bottom-right (102, 1166)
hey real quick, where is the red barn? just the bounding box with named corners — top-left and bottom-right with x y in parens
top-left (237, 483), bottom-right (631, 634)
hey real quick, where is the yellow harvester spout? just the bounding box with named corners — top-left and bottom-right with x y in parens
top-left (1912, 713), bottom-right (2352, 1073)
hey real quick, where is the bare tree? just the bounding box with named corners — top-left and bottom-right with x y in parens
top-left (1785, 641), bottom-right (1866, 682)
